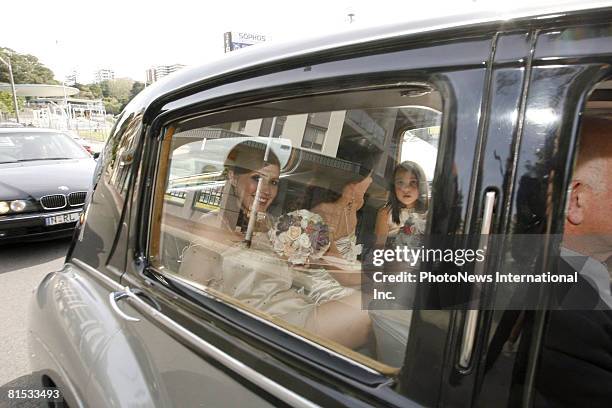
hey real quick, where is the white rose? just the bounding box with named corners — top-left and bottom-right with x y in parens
top-left (287, 225), bottom-right (302, 241)
top-left (300, 218), bottom-right (309, 229)
top-left (279, 232), bottom-right (290, 244)
top-left (299, 233), bottom-right (311, 248)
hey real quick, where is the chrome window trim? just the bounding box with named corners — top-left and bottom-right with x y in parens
top-left (71, 258), bottom-right (321, 408)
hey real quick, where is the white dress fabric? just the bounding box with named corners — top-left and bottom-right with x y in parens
top-left (303, 233), bottom-right (361, 304)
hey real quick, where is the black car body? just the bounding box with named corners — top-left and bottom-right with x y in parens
top-left (28, 3), bottom-right (612, 407)
top-left (0, 128), bottom-right (96, 242)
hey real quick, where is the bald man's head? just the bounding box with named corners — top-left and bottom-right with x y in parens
top-left (572, 116), bottom-right (612, 191)
top-left (564, 115), bottom-right (612, 261)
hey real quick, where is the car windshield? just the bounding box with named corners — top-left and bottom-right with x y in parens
top-left (0, 132), bottom-right (90, 163)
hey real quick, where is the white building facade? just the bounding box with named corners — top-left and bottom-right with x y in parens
top-left (146, 64), bottom-right (186, 84)
top-left (93, 69), bottom-right (115, 83)
top-left (65, 70), bottom-right (79, 86)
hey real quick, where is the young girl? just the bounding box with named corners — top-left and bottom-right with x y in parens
top-left (375, 161), bottom-right (429, 248)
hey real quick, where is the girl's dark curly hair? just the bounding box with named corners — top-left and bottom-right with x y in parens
top-left (387, 160), bottom-right (429, 225)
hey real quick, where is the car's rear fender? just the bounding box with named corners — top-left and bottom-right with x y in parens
top-left (28, 263), bottom-right (124, 407)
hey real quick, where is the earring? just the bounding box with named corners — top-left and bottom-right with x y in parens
top-left (347, 191), bottom-right (355, 210)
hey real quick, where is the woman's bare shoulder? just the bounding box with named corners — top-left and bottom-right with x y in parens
top-left (311, 202), bottom-right (335, 217)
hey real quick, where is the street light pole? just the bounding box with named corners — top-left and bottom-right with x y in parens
top-left (0, 54), bottom-right (20, 123)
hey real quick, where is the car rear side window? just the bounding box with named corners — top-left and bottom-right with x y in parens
top-left (149, 86), bottom-right (443, 370)
top-left (99, 112), bottom-right (142, 197)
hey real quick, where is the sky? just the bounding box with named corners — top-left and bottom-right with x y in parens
top-left (0, 0), bottom-right (594, 84)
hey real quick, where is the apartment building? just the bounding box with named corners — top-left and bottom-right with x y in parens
top-left (93, 69), bottom-right (115, 83)
top-left (146, 64), bottom-right (186, 84)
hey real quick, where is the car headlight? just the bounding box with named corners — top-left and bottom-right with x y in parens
top-left (10, 200), bottom-right (27, 212)
top-left (0, 201), bottom-right (8, 214)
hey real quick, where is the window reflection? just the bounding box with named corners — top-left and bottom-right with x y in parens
top-left (153, 87), bottom-right (444, 368)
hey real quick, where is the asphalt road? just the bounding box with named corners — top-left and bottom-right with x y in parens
top-left (0, 238), bottom-right (71, 406)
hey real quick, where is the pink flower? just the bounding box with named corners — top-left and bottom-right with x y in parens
top-left (401, 224), bottom-right (414, 234)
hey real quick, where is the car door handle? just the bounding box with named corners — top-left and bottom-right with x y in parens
top-left (109, 287), bottom-right (140, 322)
top-left (458, 191), bottom-right (496, 369)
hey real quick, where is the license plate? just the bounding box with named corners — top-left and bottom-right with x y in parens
top-left (45, 212), bottom-right (80, 226)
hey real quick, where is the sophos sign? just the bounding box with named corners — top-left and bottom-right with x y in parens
top-left (235, 32), bottom-right (266, 44)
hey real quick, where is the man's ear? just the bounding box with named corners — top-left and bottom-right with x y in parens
top-left (566, 180), bottom-right (585, 225)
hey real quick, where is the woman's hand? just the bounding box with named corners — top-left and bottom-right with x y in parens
top-left (375, 206), bottom-right (391, 248)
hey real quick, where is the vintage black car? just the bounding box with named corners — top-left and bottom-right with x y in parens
top-left (29, 3), bottom-right (612, 407)
top-left (0, 128), bottom-right (95, 242)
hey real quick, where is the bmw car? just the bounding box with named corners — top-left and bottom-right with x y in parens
top-left (0, 128), bottom-right (96, 242)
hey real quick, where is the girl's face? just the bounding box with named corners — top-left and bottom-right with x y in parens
top-left (394, 169), bottom-right (419, 208)
top-left (232, 164), bottom-right (280, 213)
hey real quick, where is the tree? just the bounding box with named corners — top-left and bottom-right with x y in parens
top-left (74, 83), bottom-right (95, 99)
top-left (0, 91), bottom-right (25, 114)
top-left (88, 83), bottom-right (102, 99)
top-left (99, 80), bottom-right (111, 98)
top-left (102, 97), bottom-right (122, 115)
top-left (129, 81), bottom-right (145, 99)
top-left (74, 83), bottom-right (103, 100)
top-left (73, 79), bottom-right (142, 115)
top-left (0, 46), bottom-right (58, 84)
top-left (103, 78), bottom-right (133, 103)
top-left (97, 78), bottom-right (138, 114)
top-left (120, 81), bottom-right (145, 111)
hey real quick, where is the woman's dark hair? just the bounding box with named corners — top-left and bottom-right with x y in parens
top-left (307, 145), bottom-right (378, 209)
top-left (222, 140), bottom-right (281, 230)
top-left (387, 160), bottom-right (429, 224)
top-left (224, 140), bottom-right (281, 176)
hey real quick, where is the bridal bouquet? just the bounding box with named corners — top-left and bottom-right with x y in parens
top-left (269, 209), bottom-right (330, 265)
